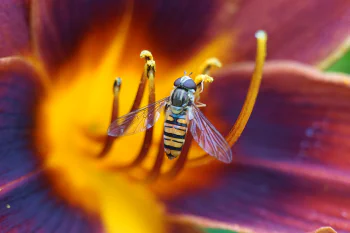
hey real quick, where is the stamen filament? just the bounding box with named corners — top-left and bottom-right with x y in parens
top-left (199, 58), bottom-right (222, 76)
top-left (187, 30), bottom-right (267, 166)
top-left (127, 51), bottom-right (155, 113)
top-left (144, 133), bottom-right (165, 183)
top-left (226, 30), bottom-right (267, 146)
top-left (110, 50), bottom-right (158, 169)
top-left (122, 52), bottom-right (156, 168)
top-left (98, 77), bottom-right (122, 157)
top-left (130, 72), bottom-right (147, 112)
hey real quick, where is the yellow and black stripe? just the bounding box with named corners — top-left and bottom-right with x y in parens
top-left (163, 112), bottom-right (188, 159)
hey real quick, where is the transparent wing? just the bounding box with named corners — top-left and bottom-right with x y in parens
top-left (189, 105), bottom-right (232, 163)
top-left (108, 97), bottom-right (169, 136)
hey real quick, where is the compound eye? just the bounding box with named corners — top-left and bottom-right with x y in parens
top-left (183, 79), bottom-right (197, 91)
top-left (173, 77), bottom-right (182, 87)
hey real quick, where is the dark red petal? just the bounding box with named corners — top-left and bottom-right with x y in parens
top-left (0, 57), bottom-right (43, 186)
top-left (0, 0), bottom-right (31, 57)
top-left (217, 0), bottom-right (350, 65)
top-left (165, 166), bottom-right (350, 233)
top-left (0, 171), bottom-right (102, 232)
top-left (163, 62), bottom-right (350, 232)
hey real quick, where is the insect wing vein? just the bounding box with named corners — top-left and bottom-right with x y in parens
top-left (108, 97), bottom-right (169, 136)
top-left (189, 104), bottom-right (232, 163)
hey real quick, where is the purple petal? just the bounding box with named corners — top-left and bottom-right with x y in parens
top-left (0, 0), bottom-right (31, 57)
top-left (165, 166), bottom-right (350, 233)
top-left (0, 57), bottom-right (43, 186)
top-left (32, 0), bottom-right (350, 76)
top-left (0, 171), bottom-right (102, 232)
top-left (215, 0), bottom-right (350, 65)
top-left (163, 62), bottom-right (350, 233)
top-left (211, 61), bottom-right (350, 181)
top-left (146, 1), bottom-right (220, 61)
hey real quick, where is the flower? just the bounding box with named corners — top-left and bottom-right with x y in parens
top-left (0, 0), bottom-right (350, 233)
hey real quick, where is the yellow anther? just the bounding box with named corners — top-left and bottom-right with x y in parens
top-left (140, 50), bottom-right (156, 79)
top-left (145, 60), bottom-right (156, 79)
top-left (140, 50), bottom-right (154, 61)
top-left (199, 57), bottom-right (222, 75)
top-left (146, 60), bottom-right (156, 69)
top-left (226, 30), bottom-right (267, 146)
top-left (194, 74), bottom-right (214, 85)
top-left (113, 77), bottom-right (122, 94)
top-left (6, 204), bottom-right (10, 209)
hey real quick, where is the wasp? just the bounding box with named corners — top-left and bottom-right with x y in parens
top-left (108, 74), bottom-right (232, 163)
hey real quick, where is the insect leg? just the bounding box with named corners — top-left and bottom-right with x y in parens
top-left (195, 102), bottom-right (206, 108)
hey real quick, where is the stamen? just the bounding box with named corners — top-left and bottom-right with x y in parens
top-left (114, 50), bottom-right (157, 169)
top-left (195, 58), bottom-right (220, 98)
top-left (194, 74), bottom-right (214, 85)
top-left (226, 30), bottom-right (267, 146)
top-left (98, 77), bottom-right (122, 157)
top-left (128, 51), bottom-right (154, 113)
top-left (144, 133), bottom-right (165, 183)
top-left (199, 58), bottom-right (222, 75)
top-left (186, 31), bottom-right (267, 166)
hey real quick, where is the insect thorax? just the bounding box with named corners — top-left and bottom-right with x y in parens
top-left (170, 87), bottom-right (194, 114)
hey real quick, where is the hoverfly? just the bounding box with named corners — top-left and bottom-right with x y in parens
top-left (108, 75), bottom-right (232, 163)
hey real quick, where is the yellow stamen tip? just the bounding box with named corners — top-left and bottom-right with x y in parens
top-left (114, 77), bottom-right (122, 87)
top-left (6, 204), bottom-right (10, 209)
top-left (146, 60), bottom-right (156, 68)
top-left (140, 50), bottom-right (154, 61)
top-left (204, 58), bottom-right (222, 68)
top-left (113, 77), bottom-right (122, 95)
top-left (194, 74), bottom-right (214, 85)
top-left (199, 58), bottom-right (222, 75)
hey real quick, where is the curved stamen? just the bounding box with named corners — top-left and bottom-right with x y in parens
top-left (187, 30), bottom-right (267, 166)
top-left (199, 57), bottom-right (222, 76)
top-left (121, 51), bottom-right (157, 168)
top-left (98, 77), bottom-right (122, 157)
top-left (96, 54), bottom-right (148, 157)
top-left (144, 133), bottom-right (165, 183)
top-left (105, 50), bottom-right (158, 169)
top-left (226, 30), bottom-right (267, 146)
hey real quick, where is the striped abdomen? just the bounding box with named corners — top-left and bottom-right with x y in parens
top-left (163, 110), bottom-right (188, 159)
